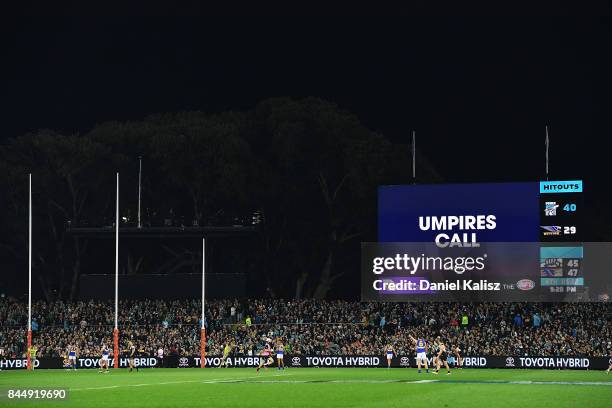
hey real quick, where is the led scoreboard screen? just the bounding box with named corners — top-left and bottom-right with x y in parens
top-left (539, 180), bottom-right (583, 242)
top-left (362, 180), bottom-right (611, 302)
top-left (538, 181), bottom-right (584, 296)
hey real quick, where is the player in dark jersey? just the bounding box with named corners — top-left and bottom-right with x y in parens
top-left (256, 342), bottom-right (274, 374)
top-left (0, 346), bottom-right (5, 371)
top-left (430, 339), bottom-right (439, 369)
top-left (606, 343), bottom-right (611, 374)
top-left (433, 338), bottom-right (451, 375)
top-left (127, 341), bottom-right (139, 372)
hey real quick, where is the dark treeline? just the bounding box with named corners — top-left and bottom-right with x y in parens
top-left (0, 97), bottom-right (439, 301)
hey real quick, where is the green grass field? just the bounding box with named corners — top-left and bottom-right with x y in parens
top-left (1, 367), bottom-right (610, 407)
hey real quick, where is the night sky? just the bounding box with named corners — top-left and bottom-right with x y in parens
top-left (3, 18), bottom-right (611, 207)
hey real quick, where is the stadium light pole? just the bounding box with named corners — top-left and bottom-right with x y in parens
top-left (201, 238), bottom-right (206, 368)
top-left (27, 173), bottom-right (32, 370)
top-left (113, 173), bottom-right (120, 369)
top-left (412, 130), bottom-right (416, 183)
top-left (545, 125), bottom-right (550, 181)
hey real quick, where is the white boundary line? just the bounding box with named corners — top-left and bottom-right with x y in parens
top-left (192, 378), bottom-right (612, 386)
top-left (71, 374), bottom-right (290, 391)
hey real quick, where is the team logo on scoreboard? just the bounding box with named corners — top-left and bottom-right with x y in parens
top-left (540, 226), bottom-right (561, 236)
top-left (516, 279), bottom-right (535, 291)
top-left (544, 201), bottom-right (559, 216)
top-left (540, 258), bottom-right (563, 268)
top-left (541, 268), bottom-right (563, 277)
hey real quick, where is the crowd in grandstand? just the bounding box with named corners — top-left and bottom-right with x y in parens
top-left (0, 297), bottom-right (610, 359)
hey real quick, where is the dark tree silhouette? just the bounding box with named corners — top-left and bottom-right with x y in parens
top-left (0, 98), bottom-right (440, 300)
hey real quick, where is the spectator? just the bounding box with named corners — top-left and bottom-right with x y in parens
top-left (0, 297), bottom-right (609, 358)
top-left (514, 313), bottom-right (523, 327)
top-left (533, 313), bottom-right (541, 328)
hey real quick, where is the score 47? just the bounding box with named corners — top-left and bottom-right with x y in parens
top-left (566, 259), bottom-right (580, 277)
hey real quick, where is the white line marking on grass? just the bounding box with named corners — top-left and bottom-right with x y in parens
top-left (198, 378), bottom-right (612, 386)
top-left (507, 381), bottom-right (612, 386)
top-left (201, 378), bottom-right (254, 384)
top-left (209, 379), bottom-right (414, 384)
top-left (72, 380), bottom-right (202, 391)
top-left (201, 373), bottom-right (291, 384)
top-left (71, 375), bottom-right (273, 391)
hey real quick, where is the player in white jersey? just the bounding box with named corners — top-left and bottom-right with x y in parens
top-left (409, 335), bottom-right (429, 373)
top-left (67, 345), bottom-right (78, 371)
top-left (276, 340), bottom-right (285, 370)
top-left (156, 346), bottom-right (164, 368)
top-left (385, 344), bottom-right (395, 369)
top-left (99, 344), bottom-right (110, 373)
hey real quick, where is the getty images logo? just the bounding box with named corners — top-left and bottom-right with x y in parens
top-left (540, 180), bottom-right (582, 194)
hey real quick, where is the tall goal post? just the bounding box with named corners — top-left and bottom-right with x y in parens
top-left (27, 174), bottom-right (32, 370)
top-left (201, 238), bottom-right (206, 367)
top-left (113, 173), bottom-right (120, 368)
